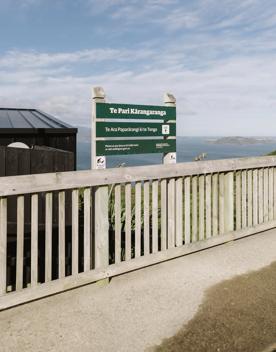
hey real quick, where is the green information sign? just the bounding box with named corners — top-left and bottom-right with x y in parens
top-left (96, 103), bottom-right (176, 120)
top-left (96, 139), bottom-right (176, 156)
top-left (96, 122), bottom-right (176, 138)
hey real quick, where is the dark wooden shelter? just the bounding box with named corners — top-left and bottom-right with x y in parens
top-left (0, 109), bottom-right (78, 286)
top-left (0, 108), bottom-right (78, 169)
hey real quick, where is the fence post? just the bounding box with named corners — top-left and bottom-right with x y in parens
top-left (163, 93), bottom-right (177, 248)
top-left (0, 197), bottom-right (7, 295)
top-left (92, 87), bottom-right (109, 270)
top-left (224, 171), bottom-right (234, 233)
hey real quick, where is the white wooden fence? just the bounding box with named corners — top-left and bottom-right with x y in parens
top-left (1, 155), bottom-right (276, 310)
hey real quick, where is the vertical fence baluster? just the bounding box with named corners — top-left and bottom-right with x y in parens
top-left (258, 169), bottom-right (264, 224)
top-left (224, 172), bottom-right (234, 233)
top-left (152, 180), bottom-right (159, 253)
top-left (16, 195), bottom-right (24, 290)
top-left (205, 174), bottom-right (211, 239)
top-left (143, 181), bottom-right (150, 255)
top-left (199, 175), bottom-right (205, 241)
top-left (58, 191), bottom-right (65, 278)
top-left (247, 170), bottom-right (253, 227)
top-left (253, 169), bottom-right (258, 226)
top-left (31, 194), bottom-right (38, 287)
top-left (94, 185), bottom-right (109, 269)
top-left (212, 174), bottom-right (218, 236)
top-left (45, 192), bottom-right (53, 282)
top-left (167, 178), bottom-right (175, 248)
top-left (175, 177), bottom-right (183, 247)
top-left (115, 184), bottom-right (121, 264)
top-left (125, 183), bottom-right (132, 260)
top-left (184, 176), bottom-right (191, 244)
top-left (241, 170), bottom-right (247, 229)
top-left (72, 189), bottom-right (79, 275)
top-left (219, 173), bottom-right (225, 234)
top-left (263, 168), bottom-right (269, 222)
top-left (84, 188), bottom-right (91, 271)
top-left (274, 168), bottom-right (276, 219)
top-left (0, 197), bottom-right (7, 295)
top-left (135, 182), bottom-right (142, 257)
top-left (192, 176), bottom-right (198, 242)
top-left (161, 179), bottom-right (167, 251)
top-left (235, 171), bottom-right (241, 230)
top-left (268, 168), bottom-right (274, 221)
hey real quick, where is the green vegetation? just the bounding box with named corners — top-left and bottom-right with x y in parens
top-left (267, 150), bottom-right (276, 156)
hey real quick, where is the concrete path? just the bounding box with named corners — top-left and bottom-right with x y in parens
top-left (1, 229), bottom-right (276, 352)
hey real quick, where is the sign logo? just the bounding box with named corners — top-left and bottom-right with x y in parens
top-left (162, 124), bottom-right (170, 135)
top-left (96, 156), bottom-right (106, 169)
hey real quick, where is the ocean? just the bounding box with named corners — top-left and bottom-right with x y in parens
top-left (77, 137), bottom-right (276, 170)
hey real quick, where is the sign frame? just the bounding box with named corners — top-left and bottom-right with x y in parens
top-left (91, 87), bottom-right (176, 169)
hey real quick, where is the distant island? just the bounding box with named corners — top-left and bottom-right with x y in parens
top-left (207, 137), bottom-right (276, 145)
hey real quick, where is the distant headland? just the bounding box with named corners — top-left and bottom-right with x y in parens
top-left (206, 136), bottom-right (276, 145)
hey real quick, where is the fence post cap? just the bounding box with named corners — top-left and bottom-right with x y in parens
top-left (163, 93), bottom-right (176, 104)
top-left (92, 87), bottom-right (105, 100)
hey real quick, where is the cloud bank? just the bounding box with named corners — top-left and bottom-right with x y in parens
top-left (0, 0), bottom-right (276, 135)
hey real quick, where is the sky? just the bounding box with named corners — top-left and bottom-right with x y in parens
top-left (0, 0), bottom-right (276, 136)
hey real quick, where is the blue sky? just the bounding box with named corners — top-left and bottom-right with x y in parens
top-left (1, 0), bottom-right (276, 135)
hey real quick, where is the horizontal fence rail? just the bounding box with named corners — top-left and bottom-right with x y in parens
top-left (1, 155), bottom-right (276, 310)
top-left (1, 156), bottom-right (276, 196)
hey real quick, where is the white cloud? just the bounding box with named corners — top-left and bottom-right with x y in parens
top-left (0, 48), bottom-right (154, 69)
top-left (84, 0), bottom-right (276, 34)
top-left (1, 48), bottom-right (276, 135)
top-left (1, 0), bottom-right (276, 136)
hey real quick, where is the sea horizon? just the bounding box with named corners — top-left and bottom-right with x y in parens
top-left (77, 136), bottom-right (276, 170)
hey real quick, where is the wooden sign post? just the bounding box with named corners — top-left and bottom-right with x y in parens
top-left (91, 87), bottom-right (108, 271)
top-left (92, 87), bottom-right (106, 170)
top-left (163, 93), bottom-right (177, 165)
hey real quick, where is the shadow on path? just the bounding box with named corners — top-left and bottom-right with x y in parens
top-left (153, 261), bottom-right (276, 352)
